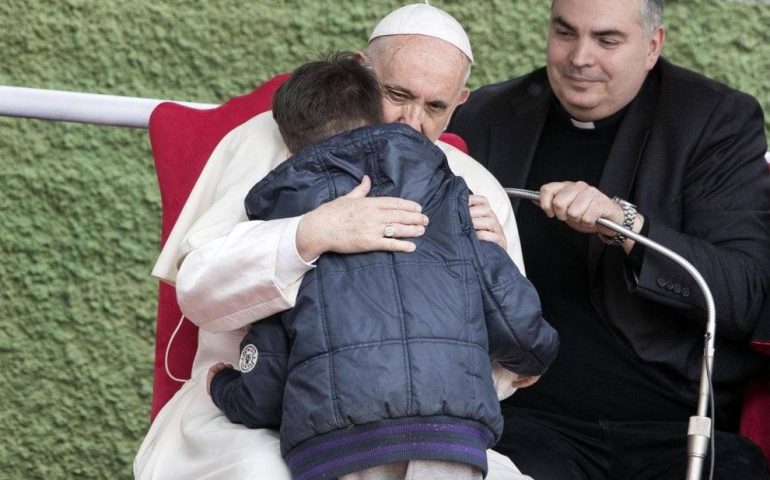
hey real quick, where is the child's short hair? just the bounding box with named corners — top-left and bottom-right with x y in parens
top-left (273, 51), bottom-right (384, 153)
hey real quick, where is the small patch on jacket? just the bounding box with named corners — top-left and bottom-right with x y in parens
top-left (239, 344), bottom-right (259, 372)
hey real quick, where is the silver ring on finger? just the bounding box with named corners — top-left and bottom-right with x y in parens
top-left (383, 224), bottom-right (396, 238)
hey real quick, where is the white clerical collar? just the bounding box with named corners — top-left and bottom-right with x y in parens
top-left (570, 118), bottom-right (596, 130)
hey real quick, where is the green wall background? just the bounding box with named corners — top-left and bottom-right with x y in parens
top-left (1, 1), bottom-right (768, 478)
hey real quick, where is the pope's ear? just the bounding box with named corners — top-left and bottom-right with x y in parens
top-left (457, 87), bottom-right (470, 106)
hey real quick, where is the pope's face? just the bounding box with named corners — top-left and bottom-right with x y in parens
top-left (368, 35), bottom-right (470, 142)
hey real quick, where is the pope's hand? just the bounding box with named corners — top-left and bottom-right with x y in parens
top-left (469, 194), bottom-right (507, 250)
top-left (296, 175), bottom-right (429, 261)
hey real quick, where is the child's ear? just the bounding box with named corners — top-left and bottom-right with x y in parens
top-left (353, 51), bottom-right (369, 67)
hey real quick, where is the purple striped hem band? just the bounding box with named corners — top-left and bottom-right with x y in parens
top-left (285, 416), bottom-right (493, 480)
top-left (287, 420), bottom-right (489, 465)
top-left (292, 441), bottom-right (486, 480)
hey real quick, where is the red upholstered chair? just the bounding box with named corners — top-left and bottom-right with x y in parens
top-left (147, 73), bottom-right (769, 461)
top-left (741, 374), bottom-right (770, 460)
top-left (147, 72), bottom-right (289, 418)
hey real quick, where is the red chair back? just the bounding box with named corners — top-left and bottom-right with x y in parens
top-left (147, 73), bottom-right (289, 418)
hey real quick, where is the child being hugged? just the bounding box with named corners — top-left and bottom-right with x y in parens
top-left (207, 51), bottom-right (558, 480)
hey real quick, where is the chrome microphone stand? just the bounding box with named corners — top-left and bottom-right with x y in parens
top-left (505, 188), bottom-right (716, 480)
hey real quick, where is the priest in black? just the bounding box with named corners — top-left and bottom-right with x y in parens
top-left (449, 0), bottom-right (770, 479)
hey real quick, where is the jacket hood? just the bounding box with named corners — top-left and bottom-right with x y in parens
top-left (245, 123), bottom-right (452, 220)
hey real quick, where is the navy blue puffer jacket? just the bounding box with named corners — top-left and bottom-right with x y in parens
top-left (212, 124), bottom-right (558, 480)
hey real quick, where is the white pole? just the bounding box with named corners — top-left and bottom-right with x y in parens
top-left (0, 86), bottom-right (217, 128)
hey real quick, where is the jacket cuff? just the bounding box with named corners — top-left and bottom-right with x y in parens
top-left (210, 367), bottom-right (241, 409)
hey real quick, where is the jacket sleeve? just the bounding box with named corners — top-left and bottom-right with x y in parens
top-left (211, 367), bottom-right (283, 429)
top-left (210, 316), bottom-right (289, 429)
top-left (473, 238), bottom-right (559, 377)
top-left (629, 92), bottom-right (770, 341)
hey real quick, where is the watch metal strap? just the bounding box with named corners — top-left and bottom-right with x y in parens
top-left (599, 196), bottom-right (637, 246)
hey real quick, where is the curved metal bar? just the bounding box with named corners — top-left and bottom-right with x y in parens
top-left (505, 187), bottom-right (716, 480)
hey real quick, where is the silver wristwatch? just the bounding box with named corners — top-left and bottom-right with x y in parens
top-left (599, 196), bottom-right (637, 246)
